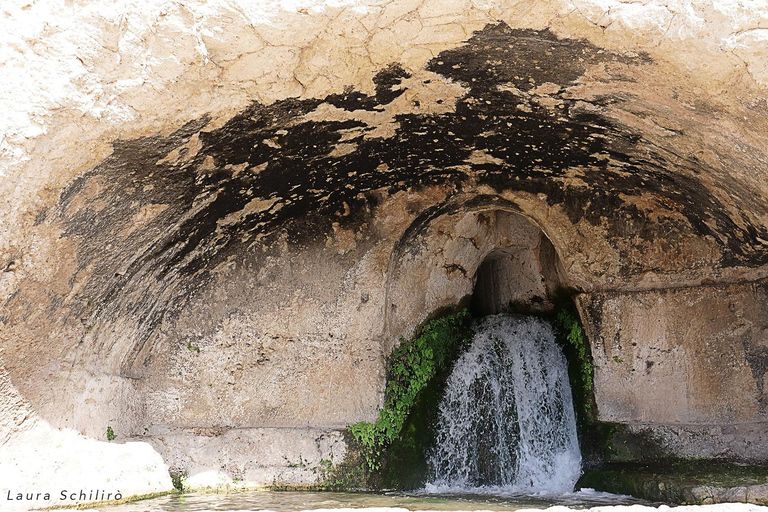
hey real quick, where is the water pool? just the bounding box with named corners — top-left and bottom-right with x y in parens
top-left (87, 489), bottom-right (650, 512)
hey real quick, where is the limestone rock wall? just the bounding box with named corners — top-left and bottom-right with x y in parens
top-left (0, 363), bottom-right (172, 511)
top-left (2, 0), bottom-right (768, 504)
top-left (578, 282), bottom-right (768, 462)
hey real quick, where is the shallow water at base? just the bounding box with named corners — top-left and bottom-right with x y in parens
top-left (89, 489), bottom-right (650, 512)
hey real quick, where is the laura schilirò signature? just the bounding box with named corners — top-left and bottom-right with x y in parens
top-left (5, 489), bottom-right (123, 502)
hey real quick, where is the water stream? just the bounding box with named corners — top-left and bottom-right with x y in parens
top-left (427, 314), bottom-right (581, 494)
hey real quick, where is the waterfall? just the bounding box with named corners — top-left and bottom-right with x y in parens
top-left (428, 314), bottom-right (581, 494)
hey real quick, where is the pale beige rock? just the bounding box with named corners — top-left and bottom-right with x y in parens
top-left (0, 361), bottom-right (173, 511)
top-left (580, 283), bottom-right (768, 425)
top-left (579, 283), bottom-right (768, 461)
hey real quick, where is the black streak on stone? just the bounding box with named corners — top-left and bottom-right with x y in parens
top-left (49, 23), bottom-right (768, 350)
top-left (744, 340), bottom-right (768, 414)
top-left (326, 63), bottom-right (412, 111)
top-left (428, 25), bottom-right (649, 92)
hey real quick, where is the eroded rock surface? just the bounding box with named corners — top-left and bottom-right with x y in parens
top-left (2, 0), bottom-right (768, 505)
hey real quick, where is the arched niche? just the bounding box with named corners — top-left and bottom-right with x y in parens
top-left (383, 199), bottom-right (567, 351)
top-left (471, 229), bottom-right (561, 316)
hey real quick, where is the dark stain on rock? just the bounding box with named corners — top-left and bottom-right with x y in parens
top-left (428, 25), bottom-right (649, 92)
top-left (743, 341), bottom-right (768, 414)
top-left (326, 63), bottom-right (412, 111)
top-left (39, 22), bottom-right (768, 357)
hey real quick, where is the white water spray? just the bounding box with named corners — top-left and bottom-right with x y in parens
top-left (428, 314), bottom-right (581, 494)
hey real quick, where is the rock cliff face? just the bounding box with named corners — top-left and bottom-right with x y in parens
top-left (2, 0), bottom-right (768, 506)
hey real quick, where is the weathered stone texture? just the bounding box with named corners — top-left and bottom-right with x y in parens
top-left (149, 427), bottom-right (347, 488)
top-left (579, 282), bottom-right (768, 460)
top-left (3, 0), bottom-right (768, 504)
top-left (0, 363), bottom-right (172, 511)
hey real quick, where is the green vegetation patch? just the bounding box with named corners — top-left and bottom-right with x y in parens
top-left (348, 309), bottom-right (472, 482)
top-left (554, 309), bottom-right (593, 396)
top-left (552, 307), bottom-right (596, 423)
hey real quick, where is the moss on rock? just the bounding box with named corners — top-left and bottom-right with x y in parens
top-left (579, 461), bottom-right (768, 505)
top-left (345, 308), bottom-right (472, 488)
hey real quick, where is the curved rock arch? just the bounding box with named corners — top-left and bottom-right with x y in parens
top-left (382, 196), bottom-right (568, 342)
top-left (3, 5), bottom-right (768, 503)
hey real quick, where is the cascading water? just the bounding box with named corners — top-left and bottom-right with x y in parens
top-left (427, 314), bottom-right (581, 494)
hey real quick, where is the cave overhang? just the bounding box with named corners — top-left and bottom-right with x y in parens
top-left (2, 3), bottom-right (768, 504)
